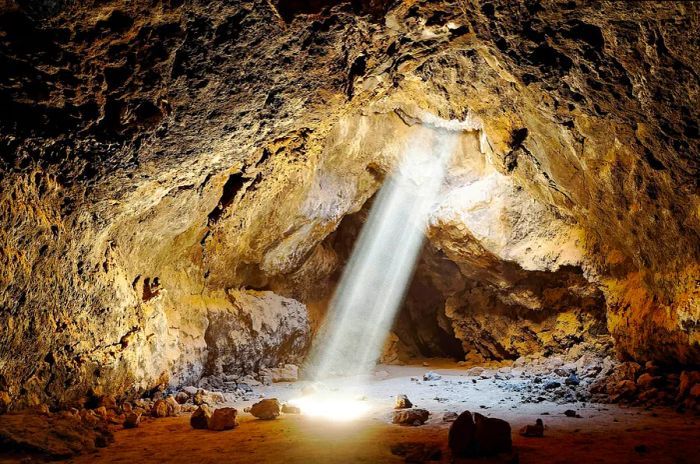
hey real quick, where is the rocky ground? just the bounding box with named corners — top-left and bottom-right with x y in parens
top-left (2, 359), bottom-right (700, 462)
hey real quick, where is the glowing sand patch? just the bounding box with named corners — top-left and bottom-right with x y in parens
top-left (289, 393), bottom-right (371, 421)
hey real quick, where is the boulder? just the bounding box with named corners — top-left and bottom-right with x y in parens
top-left (392, 408), bottom-right (429, 426)
top-left (394, 394), bottom-right (413, 409)
top-left (281, 403), bottom-right (301, 414)
top-left (678, 371), bottom-right (700, 398)
top-left (448, 411), bottom-right (512, 458)
top-left (636, 373), bottom-right (662, 390)
top-left (165, 395), bottom-right (181, 416)
top-left (519, 419), bottom-right (544, 437)
top-left (208, 407), bottom-right (238, 431)
top-left (151, 399), bottom-right (168, 418)
top-left (689, 383), bottom-right (700, 398)
top-left (175, 391), bottom-right (190, 404)
top-left (190, 405), bottom-right (212, 429)
top-left (97, 395), bottom-right (117, 411)
top-left (250, 398), bottom-right (281, 420)
top-left (123, 412), bottom-right (141, 429)
top-left (473, 413), bottom-right (512, 456)
top-left (443, 412), bottom-right (458, 422)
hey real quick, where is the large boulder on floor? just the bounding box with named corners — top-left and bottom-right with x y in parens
top-left (250, 398), bottom-right (281, 420)
top-left (208, 407), bottom-right (238, 431)
top-left (474, 413), bottom-right (512, 456)
top-left (392, 408), bottom-right (430, 426)
top-left (448, 411), bottom-right (512, 458)
top-left (190, 405), bottom-right (212, 429)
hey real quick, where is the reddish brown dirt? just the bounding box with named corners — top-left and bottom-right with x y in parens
top-left (60, 364), bottom-right (700, 464)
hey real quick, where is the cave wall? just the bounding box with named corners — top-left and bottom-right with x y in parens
top-left (1, 0), bottom-right (699, 408)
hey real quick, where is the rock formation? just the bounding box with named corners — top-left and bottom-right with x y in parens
top-left (1, 0), bottom-right (698, 410)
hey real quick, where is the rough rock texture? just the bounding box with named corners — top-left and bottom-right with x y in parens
top-left (207, 407), bottom-right (237, 431)
top-left (1, 0), bottom-right (699, 408)
top-left (249, 398), bottom-right (281, 420)
top-left (448, 410), bottom-right (512, 458)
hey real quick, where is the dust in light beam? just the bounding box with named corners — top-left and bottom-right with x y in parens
top-left (307, 128), bottom-right (459, 380)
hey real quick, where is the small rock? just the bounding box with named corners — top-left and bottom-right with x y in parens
top-left (394, 394), bottom-right (413, 409)
top-left (123, 412), bottom-right (141, 429)
top-left (565, 373), bottom-right (580, 386)
top-left (175, 391), bottom-right (190, 404)
top-left (544, 381), bottom-right (561, 390)
top-left (190, 405), bottom-right (212, 429)
top-left (614, 380), bottom-right (637, 398)
top-left (520, 419), bottom-right (544, 437)
top-left (151, 399), bottom-right (168, 418)
top-left (689, 383), bottom-right (700, 398)
top-left (165, 395), bottom-right (181, 416)
top-left (208, 407), bottom-right (238, 431)
top-left (93, 406), bottom-right (108, 420)
top-left (564, 409), bottom-right (578, 418)
top-left (392, 408), bottom-right (429, 426)
top-left (637, 373), bottom-right (661, 390)
top-left (250, 398), bottom-right (281, 420)
top-left (423, 372), bottom-right (441, 381)
top-left (98, 395), bottom-right (117, 411)
top-left (182, 386), bottom-right (198, 396)
top-left (443, 412), bottom-right (458, 422)
top-left (281, 403), bottom-right (301, 414)
top-left (193, 389), bottom-right (205, 406)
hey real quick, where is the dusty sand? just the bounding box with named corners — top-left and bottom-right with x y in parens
top-left (64, 363), bottom-right (700, 463)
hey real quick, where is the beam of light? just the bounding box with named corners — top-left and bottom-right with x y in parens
top-left (292, 128), bottom-right (458, 420)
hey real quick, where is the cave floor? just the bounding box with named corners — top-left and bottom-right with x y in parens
top-left (69, 363), bottom-right (699, 464)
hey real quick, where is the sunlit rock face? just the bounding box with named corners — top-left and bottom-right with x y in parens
top-left (0, 0), bottom-right (698, 408)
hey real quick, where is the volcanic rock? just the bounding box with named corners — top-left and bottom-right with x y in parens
top-left (190, 405), bottom-right (212, 429)
top-left (448, 411), bottom-right (512, 458)
top-left (392, 408), bottom-right (430, 426)
top-left (394, 394), bottom-right (413, 409)
top-left (520, 419), bottom-right (544, 437)
top-left (123, 412), bottom-right (141, 429)
top-left (250, 399), bottom-right (281, 420)
top-left (151, 399), bottom-right (169, 418)
top-left (281, 403), bottom-right (301, 414)
top-left (208, 407), bottom-right (238, 431)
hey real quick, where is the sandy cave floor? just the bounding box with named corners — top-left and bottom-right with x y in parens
top-left (60, 362), bottom-right (700, 464)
